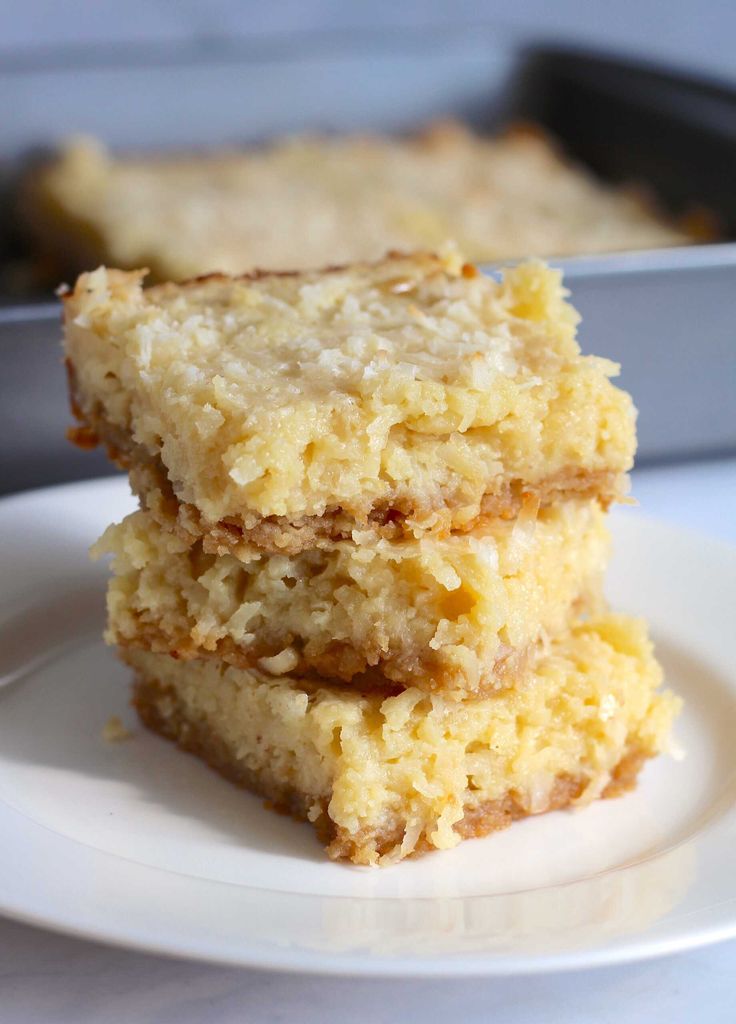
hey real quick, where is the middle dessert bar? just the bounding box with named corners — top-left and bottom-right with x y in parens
top-left (96, 497), bottom-right (608, 695)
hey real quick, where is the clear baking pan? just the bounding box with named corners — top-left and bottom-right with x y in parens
top-left (0, 29), bottom-right (734, 493)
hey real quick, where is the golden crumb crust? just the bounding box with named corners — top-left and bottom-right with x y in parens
top-left (96, 498), bottom-right (609, 695)
top-left (64, 253), bottom-right (636, 542)
top-left (27, 123), bottom-right (688, 282)
top-left (124, 615), bottom-right (680, 866)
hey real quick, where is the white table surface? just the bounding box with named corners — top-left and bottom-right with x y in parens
top-left (2, 457), bottom-right (736, 1024)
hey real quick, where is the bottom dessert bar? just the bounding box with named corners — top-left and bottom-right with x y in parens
top-left (123, 616), bottom-right (679, 867)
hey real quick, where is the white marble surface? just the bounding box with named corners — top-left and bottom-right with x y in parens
top-left (0, 914), bottom-right (734, 1024)
top-left (1, 457), bottom-right (735, 1022)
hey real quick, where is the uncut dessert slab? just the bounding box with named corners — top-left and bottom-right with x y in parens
top-left (61, 248), bottom-right (680, 866)
top-left (24, 122), bottom-right (689, 284)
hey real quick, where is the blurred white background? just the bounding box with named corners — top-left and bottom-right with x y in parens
top-left (0, 0), bottom-right (734, 81)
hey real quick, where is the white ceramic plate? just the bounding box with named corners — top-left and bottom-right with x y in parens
top-left (0, 478), bottom-right (735, 977)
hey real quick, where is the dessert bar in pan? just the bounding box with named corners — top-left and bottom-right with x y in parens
top-left (23, 123), bottom-right (687, 282)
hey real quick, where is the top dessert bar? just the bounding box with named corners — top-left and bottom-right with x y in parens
top-left (29, 123), bottom-right (688, 281)
top-left (64, 250), bottom-right (636, 553)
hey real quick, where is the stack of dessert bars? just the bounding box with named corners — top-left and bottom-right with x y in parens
top-left (63, 249), bottom-right (679, 866)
